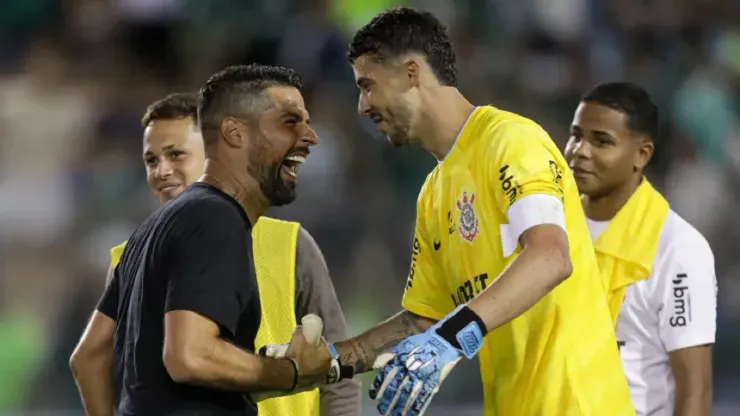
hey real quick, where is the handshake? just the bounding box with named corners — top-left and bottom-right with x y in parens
top-left (256, 309), bottom-right (477, 416)
top-left (252, 314), bottom-right (354, 402)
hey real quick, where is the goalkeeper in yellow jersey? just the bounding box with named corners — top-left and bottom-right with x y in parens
top-left (70, 92), bottom-right (360, 416)
top-left (265, 7), bottom-right (634, 416)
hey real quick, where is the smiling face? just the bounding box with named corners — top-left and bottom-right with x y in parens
top-left (347, 7), bottom-right (458, 148)
top-left (352, 55), bottom-right (422, 147)
top-left (564, 101), bottom-right (653, 198)
top-left (242, 86), bottom-right (318, 206)
top-left (143, 117), bottom-right (205, 203)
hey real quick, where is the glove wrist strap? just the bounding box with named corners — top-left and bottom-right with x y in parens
top-left (435, 305), bottom-right (486, 359)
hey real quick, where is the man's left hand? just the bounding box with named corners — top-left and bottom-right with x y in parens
top-left (369, 305), bottom-right (486, 416)
top-left (370, 327), bottom-right (461, 416)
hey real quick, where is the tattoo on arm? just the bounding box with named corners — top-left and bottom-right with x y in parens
top-left (292, 226), bottom-right (435, 375)
top-left (337, 311), bottom-right (435, 374)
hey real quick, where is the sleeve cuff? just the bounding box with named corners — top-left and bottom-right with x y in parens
top-left (664, 331), bottom-right (716, 352)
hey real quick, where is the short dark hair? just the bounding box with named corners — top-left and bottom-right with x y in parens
top-left (582, 82), bottom-right (660, 142)
top-left (141, 92), bottom-right (198, 127)
top-left (198, 64), bottom-right (304, 145)
top-left (348, 7), bottom-right (457, 87)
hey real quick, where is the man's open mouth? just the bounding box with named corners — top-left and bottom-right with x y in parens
top-left (282, 154), bottom-right (306, 178)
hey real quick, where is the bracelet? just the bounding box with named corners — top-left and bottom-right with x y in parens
top-left (325, 344), bottom-right (355, 384)
top-left (285, 357), bottom-right (299, 392)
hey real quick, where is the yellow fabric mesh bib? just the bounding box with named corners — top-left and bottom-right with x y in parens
top-left (253, 217), bottom-right (320, 416)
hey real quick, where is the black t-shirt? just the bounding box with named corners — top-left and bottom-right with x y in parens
top-left (97, 183), bottom-right (261, 416)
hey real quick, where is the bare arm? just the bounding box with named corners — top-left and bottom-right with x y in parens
top-left (670, 345), bottom-right (713, 416)
top-left (334, 210), bottom-right (569, 372)
top-left (468, 223), bottom-right (572, 332)
top-left (163, 310), bottom-right (300, 392)
top-left (333, 310), bottom-right (436, 375)
top-left (70, 263), bottom-right (119, 416)
top-left (293, 227), bottom-right (361, 416)
top-left (70, 311), bottom-right (116, 416)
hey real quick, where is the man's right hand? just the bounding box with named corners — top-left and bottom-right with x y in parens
top-left (252, 317), bottom-right (334, 403)
top-left (260, 314), bottom-right (356, 386)
top-left (284, 325), bottom-right (333, 389)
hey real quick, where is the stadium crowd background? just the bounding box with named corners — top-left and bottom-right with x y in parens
top-left (0, 0), bottom-right (739, 414)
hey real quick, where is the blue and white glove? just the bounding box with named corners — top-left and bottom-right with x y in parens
top-left (369, 305), bottom-right (487, 416)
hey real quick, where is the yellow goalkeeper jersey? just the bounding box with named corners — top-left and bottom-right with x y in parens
top-left (402, 106), bottom-right (634, 416)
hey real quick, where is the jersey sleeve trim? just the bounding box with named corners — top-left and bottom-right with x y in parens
top-left (664, 332), bottom-right (716, 352)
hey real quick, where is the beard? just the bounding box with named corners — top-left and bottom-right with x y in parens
top-left (385, 103), bottom-right (413, 147)
top-left (258, 160), bottom-right (296, 206)
top-left (387, 129), bottom-right (410, 147)
top-left (247, 133), bottom-right (297, 207)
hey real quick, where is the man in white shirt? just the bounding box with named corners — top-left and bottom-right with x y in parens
top-left (564, 81), bottom-right (717, 416)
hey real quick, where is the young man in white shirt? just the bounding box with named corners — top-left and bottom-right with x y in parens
top-left (565, 82), bottom-right (717, 416)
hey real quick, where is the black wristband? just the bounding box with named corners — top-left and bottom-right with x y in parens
top-left (435, 305), bottom-right (487, 350)
top-left (339, 363), bottom-right (354, 380)
top-left (285, 357), bottom-right (299, 392)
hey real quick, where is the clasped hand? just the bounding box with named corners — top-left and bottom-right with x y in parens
top-left (253, 315), bottom-right (333, 402)
top-left (283, 325), bottom-right (334, 389)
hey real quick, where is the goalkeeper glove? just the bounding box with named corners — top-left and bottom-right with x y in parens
top-left (369, 304), bottom-right (486, 416)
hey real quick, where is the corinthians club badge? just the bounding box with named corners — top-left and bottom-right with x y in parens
top-left (456, 190), bottom-right (479, 243)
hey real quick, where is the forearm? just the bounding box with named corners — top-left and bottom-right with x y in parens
top-left (307, 293), bottom-right (362, 415)
top-left (319, 377), bottom-right (361, 416)
top-left (673, 369), bottom-right (712, 416)
top-left (334, 310), bottom-right (435, 374)
top-left (70, 357), bottom-right (115, 416)
top-left (467, 243), bottom-right (571, 332)
top-left (170, 338), bottom-right (296, 393)
top-left (674, 388), bottom-right (712, 416)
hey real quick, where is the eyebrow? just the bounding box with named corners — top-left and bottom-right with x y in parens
top-left (283, 108), bottom-right (310, 125)
top-left (570, 125), bottom-right (616, 139)
top-left (143, 144), bottom-right (178, 157)
top-left (592, 130), bottom-right (616, 139)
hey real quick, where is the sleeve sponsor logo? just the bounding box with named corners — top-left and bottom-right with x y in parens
top-left (406, 237), bottom-right (421, 290)
top-left (548, 160), bottom-right (563, 186)
top-left (498, 165), bottom-right (522, 206)
top-left (548, 160), bottom-right (565, 201)
top-left (669, 273), bottom-right (691, 327)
